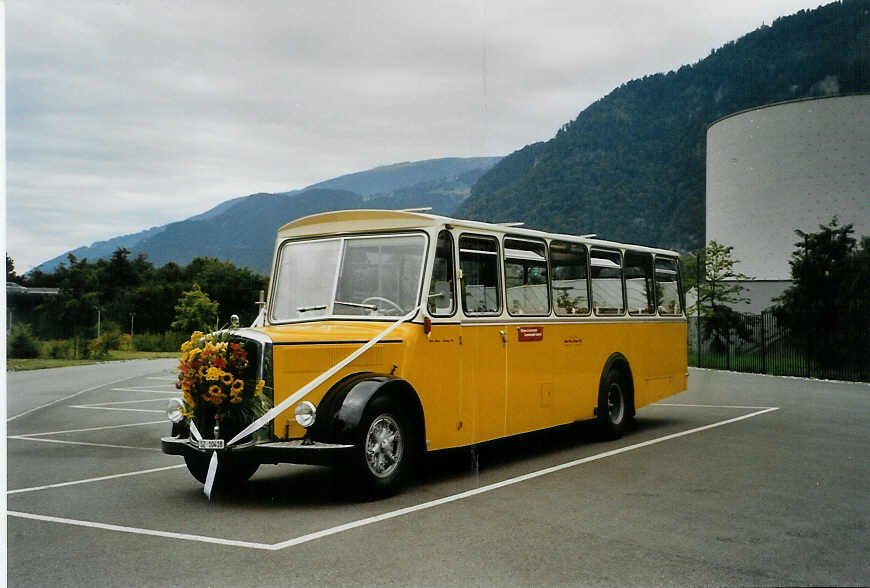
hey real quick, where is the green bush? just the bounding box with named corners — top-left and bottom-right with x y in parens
top-left (132, 331), bottom-right (187, 352)
top-left (7, 324), bottom-right (41, 358)
top-left (43, 339), bottom-right (74, 359)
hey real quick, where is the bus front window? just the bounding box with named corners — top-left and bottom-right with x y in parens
top-left (270, 234), bottom-right (426, 322)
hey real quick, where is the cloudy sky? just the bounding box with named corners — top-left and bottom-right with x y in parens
top-left (6, 0), bottom-right (823, 271)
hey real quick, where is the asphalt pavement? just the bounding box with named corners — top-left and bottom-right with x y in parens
top-left (5, 363), bottom-right (869, 586)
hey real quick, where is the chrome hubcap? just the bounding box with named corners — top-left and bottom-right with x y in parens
top-left (608, 383), bottom-right (624, 424)
top-left (365, 414), bottom-right (403, 478)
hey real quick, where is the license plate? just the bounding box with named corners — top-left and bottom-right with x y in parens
top-left (198, 439), bottom-right (225, 450)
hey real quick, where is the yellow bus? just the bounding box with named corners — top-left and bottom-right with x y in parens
top-left (163, 209), bottom-right (687, 495)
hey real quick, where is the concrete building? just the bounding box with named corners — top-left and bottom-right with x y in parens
top-left (705, 93), bottom-right (870, 311)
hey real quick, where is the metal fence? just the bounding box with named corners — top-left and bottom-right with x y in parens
top-left (688, 311), bottom-right (870, 383)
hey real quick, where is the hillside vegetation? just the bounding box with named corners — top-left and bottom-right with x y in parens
top-left (458, 0), bottom-right (870, 251)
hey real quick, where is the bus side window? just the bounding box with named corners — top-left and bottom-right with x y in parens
top-left (624, 251), bottom-right (655, 316)
top-left (551, 240), bottom-right (590, 315)
top-left (504, 237), bottom-right (549, 316)
top-left (459, 235), bottom-right (501, 315)
top-left (590, 249), bottom-right (625, 315)
top-left (428, 230), bottom-right (456, 316)
top-left (655, 257), bottom-right (682, 316)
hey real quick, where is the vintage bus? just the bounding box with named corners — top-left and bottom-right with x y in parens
top-left (163, 209), bottom-right (687, 495)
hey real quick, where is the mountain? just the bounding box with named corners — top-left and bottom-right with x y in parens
top-left (34, 156), bottom-right (501, 274)
top-left (457, 0), bottom-right (870, 252)
top-left (297, 157), bottom-right (501, 197)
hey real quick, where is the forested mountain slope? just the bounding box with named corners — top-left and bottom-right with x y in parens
top-left (458, 0), bottom-right (870, 251)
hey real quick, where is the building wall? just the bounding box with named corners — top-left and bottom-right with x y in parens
top-left (706, 94), bottom-right (870, 281)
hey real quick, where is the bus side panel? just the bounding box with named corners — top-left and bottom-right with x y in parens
top-left (505, 323), bottom-right (555, 435)
top-left (624, 321), bottom-right (688, 410)
top-left (411, 324), bottom-right (469, 451)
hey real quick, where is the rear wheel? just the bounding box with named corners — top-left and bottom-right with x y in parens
top-left (353, 396), bottom-right (412, 497)
top-left (184, 452), bottom-right (259, 490)
top-left (597, 367), bottom-right (633, 439)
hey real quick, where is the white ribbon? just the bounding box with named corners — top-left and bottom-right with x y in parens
top-left (196, 305), bottom-right (421, 499)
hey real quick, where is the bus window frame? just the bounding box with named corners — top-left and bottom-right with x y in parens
top-left (624, 250), bottom-right (656, 317)
top-left (427, 229), bottom-right (458, 319)
top-left (268, 230), bottom-right (430, 325)
top-left (653, 255), bottom-right (684, 317)
top-left (458, 232), bottom-right (503, 317)
top-left (590, 247), bottom-right (626, 317)
top-left (550, 239), bottom-right (592, 317)
top-left (503, 235), bottom-right (551, 318)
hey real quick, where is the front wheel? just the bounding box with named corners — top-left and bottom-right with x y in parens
top-left (353, 397), bottom-right (412, 497)
top-left (597, 367), bottom-right (633, 439)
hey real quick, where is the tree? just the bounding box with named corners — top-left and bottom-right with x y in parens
top-left (773, 219), bottom-right (870, 374)
top-left (171, 283), bottom-right (219, 333)
top-left (7, 254), bottom-right (17, 282)
top-left (691, 240), bottom-right (753, 352)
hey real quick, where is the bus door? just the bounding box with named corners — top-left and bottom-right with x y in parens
top-left (458, 234), bottom-right (507, 443)
top-left (503, 237), bottom-right (554, 434)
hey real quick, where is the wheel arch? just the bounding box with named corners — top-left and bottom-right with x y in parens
top-left (310, 372), bottom-right (426, 453)
top-left (600, 352), bottom-right (636, 417)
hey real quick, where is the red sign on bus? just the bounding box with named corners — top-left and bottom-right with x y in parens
top-left (517, 326), bottom-right (544, 342)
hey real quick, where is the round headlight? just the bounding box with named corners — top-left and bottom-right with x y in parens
top-left (167, 397), bottom-right (185, 423)
top-left (295, 401), bottom-right (316, 428)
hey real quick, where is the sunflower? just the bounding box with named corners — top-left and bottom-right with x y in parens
top-left (231, 379), bottom-right (244, 393)
top-left (221, 372), bottom-right (234, 385)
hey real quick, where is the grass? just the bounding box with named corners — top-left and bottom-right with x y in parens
top-left (7, 350), bottom-right (179, 372)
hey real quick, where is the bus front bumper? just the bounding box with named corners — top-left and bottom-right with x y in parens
top-left (161, 436), bottom-right (356, 467)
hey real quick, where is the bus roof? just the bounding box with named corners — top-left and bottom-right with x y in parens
top-left (277, 209), bottom-right (680, 258)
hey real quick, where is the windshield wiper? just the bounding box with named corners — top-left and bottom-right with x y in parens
top-left (297, 305), bottom-right (328, 312)
top-left (334, 300), bottom-right (378, 311)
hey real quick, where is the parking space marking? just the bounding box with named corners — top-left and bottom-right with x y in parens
top-left (6, 406), bottom-right (779, 551)
top-left (146, 376), bottom-right (178, 381)
top-left (69, 406), bottom-right (164, 414)
top-left (7, 464), bottom-right (187, 495)
top-left (73, 398), bottom-right (169, 407)
top-left (15, 420), bottom-right (168, 438)
top-left (7, 511), bottom-right (272, 550)
top-left (654, 403), bottom-right (777, 410)
top-left (7, 435), bottom-right (161, 451)
top-left (7, 375), bottom-right (140, 422)
top-left (111, 388), bottom-right (178, 395)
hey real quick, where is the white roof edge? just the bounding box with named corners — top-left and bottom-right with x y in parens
top-left (278, 209), bottom-right (681, 258)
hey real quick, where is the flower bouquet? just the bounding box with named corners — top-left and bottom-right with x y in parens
top-left (176, 331), bottom-right (270, 441)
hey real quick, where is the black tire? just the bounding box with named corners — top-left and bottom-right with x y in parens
top-left (184, 452), bottom-right (259, 490)
top-left (352, 396), bottom-right (412, 497)
top-left (597, 367), bottom-right (633, 439)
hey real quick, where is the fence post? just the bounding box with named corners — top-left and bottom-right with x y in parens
top-left (760, 312), bottom-right (767, 374)
top-left (726, 325), bottom-right (731, 371)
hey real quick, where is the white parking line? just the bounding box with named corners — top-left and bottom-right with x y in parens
top-left (111, 388), bottom-right (178, 395)
top-left (68, 406), bottom-right (164, 414)
top-left (74, 398), bottom-right (169, 407)
top-left (146, 377), bottom-right (178, 381)
top-left (7, 465), bottom-right (187, 495)
top-left (6, 406), bottom-right (779, 551)
top-left (15, 420), bottom-right (168, 438)
top-left (654, 403), bottom-right (778, 410)
top-left (6, 375), bottom-right (139, 422)
top-left (6, 511), bottom-right (271, 550)
top-left (7, 436), bottom-right (161, 451)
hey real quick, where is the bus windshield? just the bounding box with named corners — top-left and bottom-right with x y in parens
top-left (269, 234), bottom-right (427, 322)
